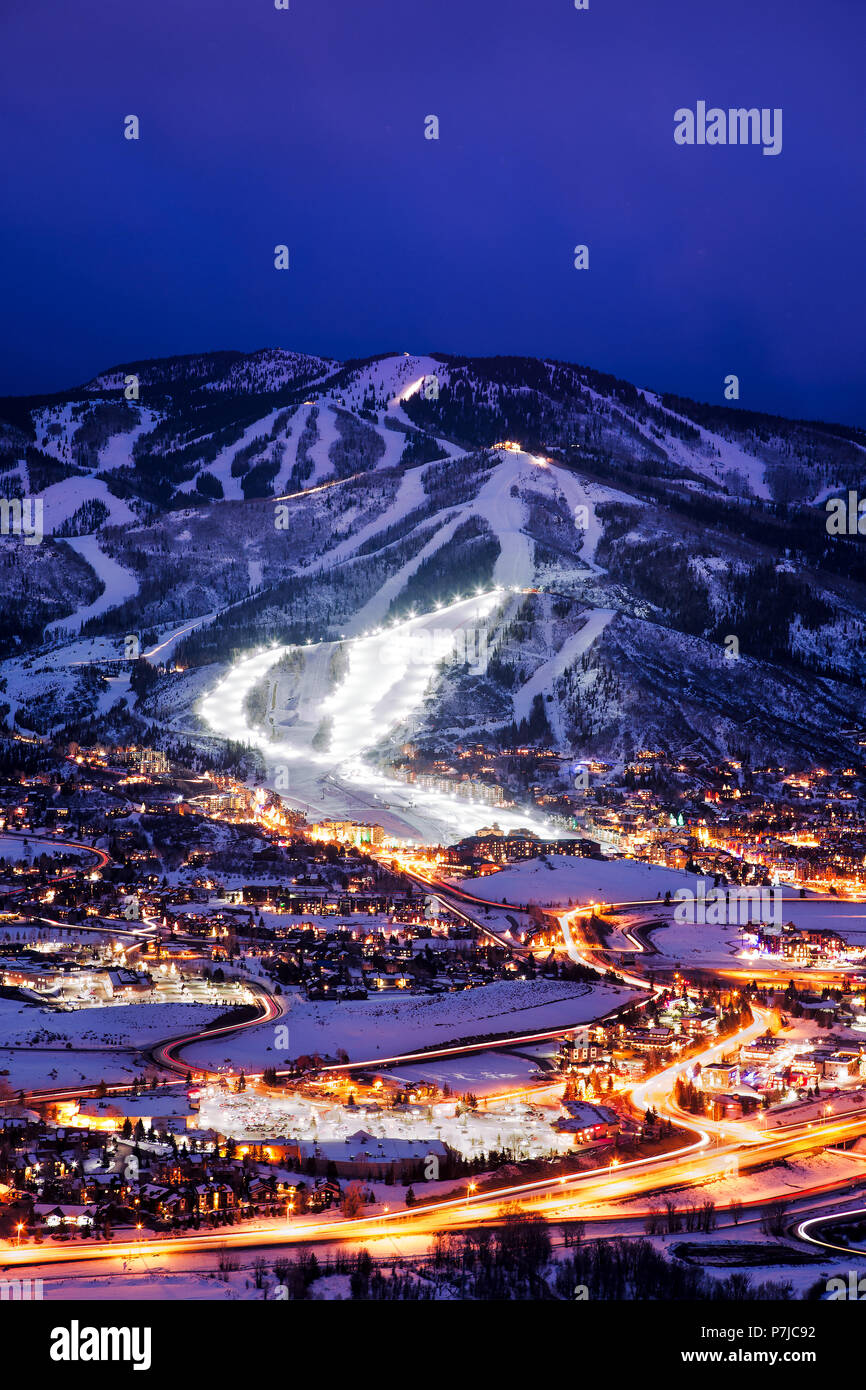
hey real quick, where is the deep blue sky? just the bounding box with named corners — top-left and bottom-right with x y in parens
top-left (1, 0), bottom-right (863, 423)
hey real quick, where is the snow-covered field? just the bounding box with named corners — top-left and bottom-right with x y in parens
top-left (41, 476), bottom-right (135, 534)
top-left (388, 1050), bottom-right (550, 1097)
top-left (0, 998), bottom-right (226, 1089)
top-left (0, 834), bottom-right (89, 862)
top-left (176, 979), bottom-right (639, 1071)
top-left (26, 1268), bottom-right (265, 1301)
top-left (0, 1047), bottom-right (148, 1090)
top-left (633, 916), bottom-right (747, 969)
top-left (448, 855), bottom-right (708, 908)
top-left (0, 998), bottom-right (226, 1049)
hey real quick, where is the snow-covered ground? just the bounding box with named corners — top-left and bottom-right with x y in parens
top-left (512, 609), bottom-right (616, 726)
top-left (641, 895), bottom-right (866, 971)
top-left (388, 1050), bottom-right (550, 1097)
top-left (0, 1047), bottom-right (151, 1090)
top-left (0, 998), bottom-right (226, 1089)
top-left (40, 476), bottom-right (135, 534)
top-left (96, 408), bottom-right (161, 473)
top-left (176, 409), bottom-right (282, 501)
top-left (638, 388), bottom-right (772, 500)
top-left (0, 834), bottom-right (89, 862)
top-left (446, 855), bottom-right (709, 908)
top-left (196, 1077), bottom-right (571, 1161)
top-left (45, 536), bottom-right (139, 635)
top-left (0, 998), bottom-right (227, 1050)
top-left (176, 979), bottom-right (639, 1071)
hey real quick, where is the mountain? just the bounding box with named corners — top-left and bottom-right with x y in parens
top-left (1, 348), bottom-right (865, 808)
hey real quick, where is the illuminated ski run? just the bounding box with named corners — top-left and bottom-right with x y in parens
top-left (199, 590), bottom-right (557, 845)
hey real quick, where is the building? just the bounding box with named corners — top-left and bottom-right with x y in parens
top-left (67, 1092), bottom-right (193, 1134)
top-left (700, 1062), bottom-right (740, 1092)
top-left (555, 1102), bottom-right (620, 1144)
top-left (281, 1131), bottom-right (451, 1180)
top-left (309, 821), bottom-right (385, 848)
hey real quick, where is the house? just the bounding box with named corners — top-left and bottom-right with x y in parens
top-left (823, 1050), bottom-right (861, 1083)
top-left (556, 1102), bottom-right (620, 1144)
top-left (739, 1034), bottom-right (781, 1065)
top-left (33, 1203), bottom-right (96, 1228)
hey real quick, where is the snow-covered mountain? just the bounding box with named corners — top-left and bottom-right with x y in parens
top-left (1, 348), bottom-right (865, 790)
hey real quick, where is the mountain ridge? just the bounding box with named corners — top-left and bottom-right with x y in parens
top-left (1, 349), bottom-right (864, 803)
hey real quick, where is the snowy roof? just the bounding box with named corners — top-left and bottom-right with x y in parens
top-left (297, 1136), bottom-right (448, 1162)
top-left (78, 1094), bottom-right (191, 1119)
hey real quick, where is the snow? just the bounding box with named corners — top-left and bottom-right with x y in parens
top-left (195, 1075), bottom-right (575, 1164)
top-left (639, 389), bottom-right (771, 500)
top-left (175, 979), bottom-right (639, 1071)
top-left (199, 589), bottom-right (560, 843)
top-left (0, 834), bottom-right (89, 861)
top-left (341, 511), bottom-right (478, 635)
top-left (247, 555), bottom-right (263, 591)
top-left (310, 461), bottom-right (430, 577)
top-left (45, 536), bottom-right (139, 635)
top-left (30, 403), bottom-right (77, 465)
top-left (645, 895), bottom-right (866, 971)
top-left (472, 452), bottom-right (536, 588)
top-left (0, 1047), bottom-right (148, 1089)
top-left (176, 409), bottom-right (282, 502)
top-left (512, 609), bottom-right (616, 727)
top-left (40, 476), bottom-right (135, 534)
top-left (37, 1270), bottom-right (259, 1301)
top-left (368, 419), bottom-right (408, 470)
top-left (301, 404), bottom-right (342, 486)
top-left (388, 1051), bottom-right (549, 1097)
top-left (97, 410), bottom-right (160, 473)
top-left (338, 354), bottom-right (450, 415)
top-left (0, 998), bottom-right (225, 1049)
top-left (543, 467), bottom-right (639, 572)
top-left (445, 855), bottom-right (709, 908)
top-left (271, 406), bottom-right (311, 494)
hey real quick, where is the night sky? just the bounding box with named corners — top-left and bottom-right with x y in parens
top-left (1, 0), bottom-right (863, 422)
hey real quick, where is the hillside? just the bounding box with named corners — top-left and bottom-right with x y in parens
top-left (1, 348), bottom-right (864, 839)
